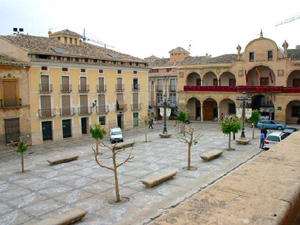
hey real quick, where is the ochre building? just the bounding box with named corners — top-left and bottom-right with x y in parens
top-left (177, 32), bottom-right (300, 124)
top-left (0, 29), bottom-right (148, 145)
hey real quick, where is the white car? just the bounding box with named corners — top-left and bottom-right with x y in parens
top-left (109, 127), bottom-right (123, 144)
top-left (264, 131), bottom-right (289, 150)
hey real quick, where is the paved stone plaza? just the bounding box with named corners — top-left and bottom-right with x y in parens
top-left (0, 122), bottom-right (262, 225)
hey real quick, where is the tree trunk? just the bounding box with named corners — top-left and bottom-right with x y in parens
top-left (96, 139), bottom-right (99, 155)
top-left (187, 143), bottom-right (191, 170)
top-left (112, 151), bottom-right (121, 202)
top-left (228, 133), bottom-right (231, 150)
top-left (145, 125), bottom-right (147, 142)
top-left (252, 123), bottom-right (255, 139)
top-left (21, 152), bottom-right (25, 172)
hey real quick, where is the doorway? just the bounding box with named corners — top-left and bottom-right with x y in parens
top-left (133, 112), bottom-right (139, 127)
top-left (117, 114), bottom-right (123, 128)
top-left (42, 121), bottom-right (52, 141)
top-left (5, 118), bottom-right (20, 143)
top-left (62, 119), bottom-right (72, 138)
top-left (81, 117), bottom-right (88, 134)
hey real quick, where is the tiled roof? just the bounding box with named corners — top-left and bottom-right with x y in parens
top-left (169, 47), bottom-right (189, 54)
top-left (144, 55), bottom-right (160, 62)
top-left (179, 54), bottom-right (237, 65)
top-left (287, 49), bottom-right (300, 60)
top-left (50, 29), bottom-right (82, 38)
top-left (0, 54), bottom-right (29, 66)
top-left (148, 58), bottom-right (178, 68)
top-left (1, 34), bottom-right (144, 62)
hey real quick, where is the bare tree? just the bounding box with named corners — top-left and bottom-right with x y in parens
top-left (177, 126), bottom-right (201, 170)
top-left (92, 142), bottom-right (134, 203)
top-left (140, 116), bottom-right (149, 142)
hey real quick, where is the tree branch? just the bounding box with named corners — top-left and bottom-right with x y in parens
top-left (117, 144), bottom-right (134, 168)
top-left (92, 147), bottom-right (114, 171)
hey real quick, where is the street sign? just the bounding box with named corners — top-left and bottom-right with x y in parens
top-left (160, 108), bottom-right (172, 117)
top-left (236, 108), bottom-right (252, 119)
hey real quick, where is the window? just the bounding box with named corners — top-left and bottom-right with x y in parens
top-left (64, 37), bottom-right (67, 43)
top-left (69, 38), bottom-right (72, 44)
top-left (62, 68), bottom-right (68, 72)
top-left (84, 58), bottom-right (88, 62)
top-left (150, 69), bottom-right (159, 73)
top-left (57, 56), bottom-right (61, 60)
top-left (167, 68), bottom-right (172, 72)
top-left (99, 69), bottom-right (104, 74)
top-left (133, 71), bottom-right (137, 74)
top-left (41, 66), bottom-right (48, 71)
top-left (75, 58), bottom-right (79, 62)
top-left (268, 51), bottom-right (273, 61)
top-left (169, 94), bottom-right (176, 104)
top-left (292, 106), bottom-right (300, 117)
top-left (99, 116), bottom-right (106, 125)
top-left (249, 52), bottom-right (254, 62)
top-left (157, 93), bottom-right (163, 104)
top-left (58, 37), bottom-right (60, 41)
top-left (80, 69), bottom-right (86, 73)
top-left (133, 78), bottom-right (138, 89)
top-left (117, 70), bottom-right (122, 74)
top-left (102, 60), bottom-right (106, 63)
top-left (74, 39), bottom-right (77, 45)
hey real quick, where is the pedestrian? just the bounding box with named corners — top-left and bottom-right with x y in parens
top-left (148, 119), bottom-right (153, 129)
top-left (220, 113), bottom-right (224, 121)
top-left (261, 125), bottom-right (267, 139)
top-left (260, 132), bottom-right (265, 149)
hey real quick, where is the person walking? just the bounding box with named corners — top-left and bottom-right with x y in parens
top-left (148, 119), bottom-right (154, 129)
top-left (260, 132), bottom-right (265, 149)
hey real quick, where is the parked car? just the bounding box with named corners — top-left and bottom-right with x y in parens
top-left (109, 127), bottom-right (123, 144)
top-left (256, 120), bottom-right (286, 130)
top-left (283, 127), bottom-right (298, 136)
top-left (264, 131), bottom-right (289, 150)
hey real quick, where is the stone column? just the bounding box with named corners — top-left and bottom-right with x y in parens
top-left (201, 104), bottom-right (204, 122)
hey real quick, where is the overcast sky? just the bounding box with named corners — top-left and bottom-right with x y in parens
top-left (1, 0), bottom-right (300, 59)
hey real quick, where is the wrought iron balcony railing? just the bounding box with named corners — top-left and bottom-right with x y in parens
top-left (61, 84), bottom-right (72, 92)
top-left (60, 107), bottom-right (75, 116)
top-left (116, 84), bottom-right (124, 92)
top-left (96, 105), bottom-right (109, 114)
top-left (132, 84), bottom-right (140, 91)
top-left (131, 103), bottom-right (141, 111)
top-left (78, 85), bottom-right (89, 92)
top-left (38, 108), bottom-right (56, 118)
top-left (0, 98), bottom-right (22, 108)
top-left (97, 84), bottom-right (106, 92)
top-left (77, 106), bottom-right (92, 115)
top-left (39, 84), bottom-right (52, 92)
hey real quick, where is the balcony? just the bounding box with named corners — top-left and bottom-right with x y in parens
top-left (97, 84), bottom-right (106, 92)
top-left (0, 98), bottom-right (22, 108)
top-left (78, 106), bottom-right (92, 115)
top-left (39, 84), bottom-right (52, 93)
top-left (131, 103), bottom-right (141, 111)
top-left (116, 84), bottom-right (124, 92)
top-left (60, 107), bottom-right (75, 116)
top-left (282, 87), bottom-right (300, 93)
top-left (97, 105), bottom-right (109, 114)
top-left (169, 85), bottom-right (177, 92)
top-left (38, 109), bottom-right (56, 118)
top-left (116, 104), bottom-right (127, 112)
top-left (156, 85), bottom-right (163, 92)
top-left (61, 84), bottom-right (72, 93)
top-left (237, 86), bottom-right (283, 92)
top-left (155, 101), bottom-right (164, 107)
top-left (78, 85), bottom-right (89, 93)
top-left (132, 84), bottom-right (140, 91)
top-left (184, 86), bottom-right (237, 92)
top-left (169, 102), bottom-right (177, 108)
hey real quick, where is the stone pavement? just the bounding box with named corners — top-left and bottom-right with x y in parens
top-left (0, 122), bottom-right (262, 225)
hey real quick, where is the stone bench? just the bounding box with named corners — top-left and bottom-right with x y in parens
top-left (140, 171), bottom-right (177, 188)
top-left (34, 208), bottom-right (87, 225)
top-left (159, 133), bottom-right (172, 138)
top-left (47, 155), bottom-right (79, 165)
top-left (114, 141), bottom-right (135, 150)
top-left (235, 138), bottom-right (250, 145)
top-left (200, 150), bottom-right (223, 161)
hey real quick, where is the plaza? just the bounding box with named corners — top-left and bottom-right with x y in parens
top-left (0, 122), bottom-right (262, 225)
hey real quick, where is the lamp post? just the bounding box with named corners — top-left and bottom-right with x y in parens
top-left (163, 93), bottom-right (168, 134)
top-left (237, 92), bottom-right (251, 138)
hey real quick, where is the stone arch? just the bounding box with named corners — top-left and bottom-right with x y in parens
top-left (203, 97), bottom-right (218, 121)
top-left (187, 97), bottom-right (201, 120)
top-left (286, 70), bottom-right (300, 87)
top-left (219, 98), bottom-right (236, 118)
top-left (203, 72), bottom-right (218, 86)
top-left (285, 100), bottom-right (300, 124)
top-left (247, 65), bottom-right (276, 86)
top-left (251, 94), bottom-right (275, 120)
top-left (186, 72), bottom-right (201, 86)
top-left (219, 71), bottom-right (236, 86)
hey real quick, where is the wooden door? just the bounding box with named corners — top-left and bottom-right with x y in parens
top-left (80, 77), bottom-right (87, 91)
top-left (80, 95), bottom-right (88, 114)
top-left (62, 76), bottom-right (69, 91)
top-left (41, 96), bottom-right (51, 117)
top-left (41, 75), bottom-right (49, 91)
top-left (62, 119), bottom-right (71, 138)
top-left (42, 121), bottom-right (52, 141)
top-left (62, 95), bottom-right (71, 115)
top-left (203, 101), bottom-right (217, 120)
top-left (81, 118), bottom-right (88, 134)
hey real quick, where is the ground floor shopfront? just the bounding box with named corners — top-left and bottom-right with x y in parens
top-left (179, 91), bottom-right (300, 124)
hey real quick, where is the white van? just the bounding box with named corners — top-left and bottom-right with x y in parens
top-left (109, 127), bottom-right (123, 144)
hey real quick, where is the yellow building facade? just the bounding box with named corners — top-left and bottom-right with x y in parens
top-left (0, 29), bottom-right (148, 145)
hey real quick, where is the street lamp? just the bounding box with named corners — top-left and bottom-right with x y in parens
top-left (236, 92), bottom-right (251, 138)
top-left (162, 93), bottom-right (170, 134)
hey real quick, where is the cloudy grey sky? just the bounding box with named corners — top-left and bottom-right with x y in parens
top-left (1, 0), bottom-right (300, 59)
